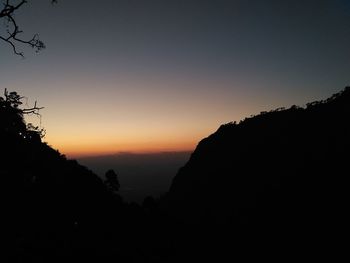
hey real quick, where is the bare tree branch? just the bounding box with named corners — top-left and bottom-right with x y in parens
top-left (0, 0), bottom-right (57, 57)
top-left (22, 101), bottom-right (45, 116)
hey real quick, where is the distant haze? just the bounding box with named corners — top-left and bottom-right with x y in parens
top-left (78, 151), bottom-right (192, 203)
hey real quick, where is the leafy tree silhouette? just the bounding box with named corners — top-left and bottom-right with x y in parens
top-left (0, 89), bottom-right (45, 139)
top-left (104, 169), bottom-right (120, 193)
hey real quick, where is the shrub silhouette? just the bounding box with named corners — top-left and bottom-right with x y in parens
top-left (104, 169), bottom-right (120, 193)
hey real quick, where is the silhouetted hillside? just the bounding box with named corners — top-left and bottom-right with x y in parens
top-left (166, 87), bottom-right (349, 253)
top-left (1, 92), bottom-right (176, 262)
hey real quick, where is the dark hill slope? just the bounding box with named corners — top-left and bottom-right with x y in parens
top-left (167, 87), bottom-right (350, 231)
top-left (1, 92), bottom-right (169, 262)
top-left (1, 97), bottom-right (130, 261)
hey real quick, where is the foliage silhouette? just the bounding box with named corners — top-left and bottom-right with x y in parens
top-left (0, 89), bottom-right (44, 139)
top-left (104, 169), bottom-right (120, 193)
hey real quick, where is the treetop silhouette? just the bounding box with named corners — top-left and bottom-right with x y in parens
top-left (0, 88), bottom-right (45, 139)
top-left (104, 169), bottom-right (120, 193)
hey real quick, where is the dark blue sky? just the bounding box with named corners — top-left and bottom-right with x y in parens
top-left (1, 0), bottom-right (349, 156)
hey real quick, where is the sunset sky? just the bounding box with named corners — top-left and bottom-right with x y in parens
top-left (1, 0), bottom-right (349, 157)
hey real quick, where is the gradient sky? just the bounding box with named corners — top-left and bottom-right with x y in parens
top-left (1, 0), bottom-right (349, 157)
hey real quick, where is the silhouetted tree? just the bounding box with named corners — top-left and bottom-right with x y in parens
top-left (0, 0), bottom-right (57, 57)
top-left (104, 169), bottom-right (120, 193)
top-left (0, 89), bottom-right (45, 138)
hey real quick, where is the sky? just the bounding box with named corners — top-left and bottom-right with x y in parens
top-left (1, 0), bottom-right (349, 157)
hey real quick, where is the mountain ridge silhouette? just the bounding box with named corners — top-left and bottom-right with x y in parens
top-left (166, 87), bottom-right (349, 229)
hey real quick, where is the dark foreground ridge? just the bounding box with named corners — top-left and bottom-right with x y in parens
top-left (166, 87), bottom-right (349, 252)
top-left (2, 88), bottom-right (349, 262)
top-left (169, 87), bottom-right (350, 221)
top-left (1, 91), bottom-right (173, 262)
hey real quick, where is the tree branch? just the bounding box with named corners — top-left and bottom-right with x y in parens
top-left (22, 101), bottom-right (44, 116)
top-left (0, 0), bottom-right (56, 57)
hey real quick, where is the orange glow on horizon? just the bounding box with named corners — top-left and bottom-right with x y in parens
top-left (46, 138), bottom-right (199, 158)
top-left (18, 68), bottom-right (292, 161)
